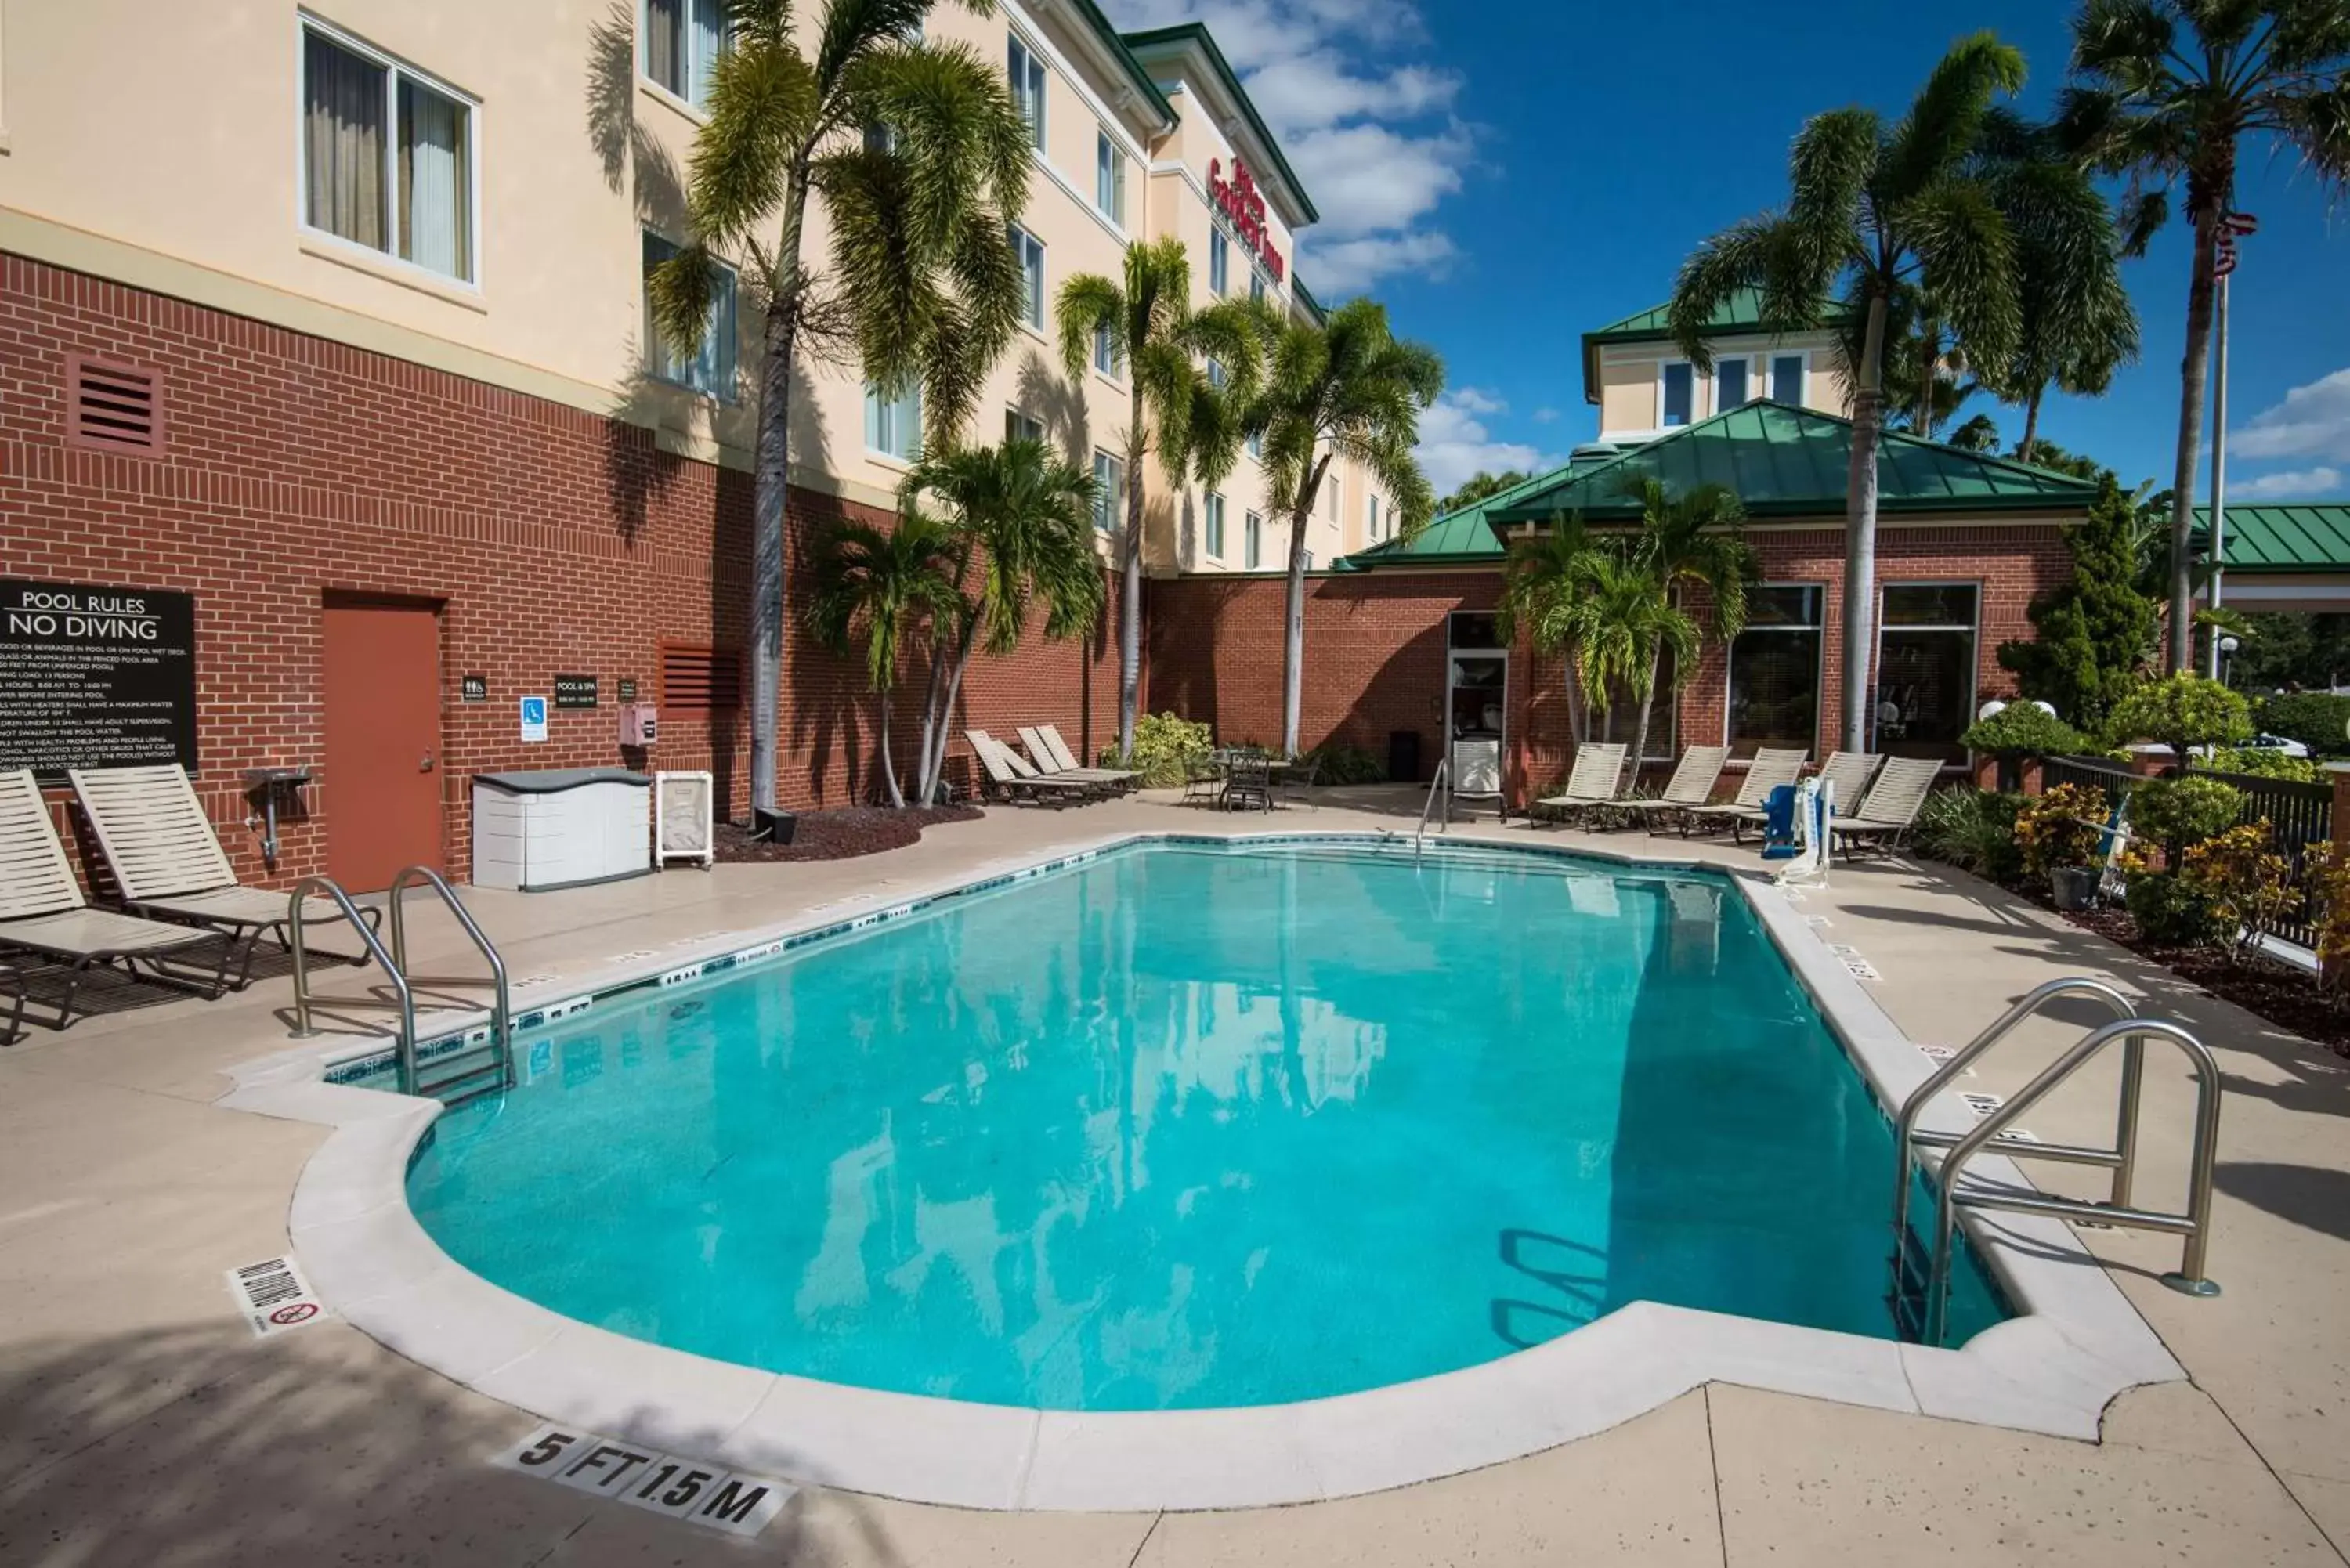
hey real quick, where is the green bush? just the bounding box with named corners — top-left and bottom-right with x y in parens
top-left (2254, 692), bottom-right (2350, 758)
top-left (1959, 703), bottom-right (2093, 760)
top-left (2205, 746), bottom-right (2321, 782)
top-left (1915, 788), bottom-right (2024, 882)
top-left (1108, 712), bottom-right (1213, 789)
top-left (2125, 872), bottom-right (2229, 948)
top-left (1300, 742), bottom-right (1384, 785)
top-left (2104, 672), bottom-right (2252, 759)
top-left (2131, 775), bottom-right (2243, 853)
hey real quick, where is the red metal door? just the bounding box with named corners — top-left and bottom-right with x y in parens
top-left (322, 602), bottom-right (443, 891)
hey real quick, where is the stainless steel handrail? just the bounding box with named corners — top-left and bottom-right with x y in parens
top-left (1919, 1016), bottom-right (2223, 1344)
top-left (1416, 759), bottom-right (1452, 850)
top-left (287, 876), bottom-right (419, 1094)
top-left (385, 865), bottom-right (512, 1094)
top-left (1890, 977), bottom-right (2138, 1250)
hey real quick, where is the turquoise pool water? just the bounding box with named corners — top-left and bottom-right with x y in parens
top-left (406, 840), bottom-right (2004, 1411)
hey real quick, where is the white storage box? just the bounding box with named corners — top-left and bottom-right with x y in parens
top-left (471, 768), bottom-right (653, 892)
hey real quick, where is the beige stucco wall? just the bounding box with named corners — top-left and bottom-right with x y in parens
top-left (1596, 330), bottom-right (1852, 437)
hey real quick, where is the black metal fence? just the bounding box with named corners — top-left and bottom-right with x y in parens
top-left (2040, 753), bottom-right (2331, 949)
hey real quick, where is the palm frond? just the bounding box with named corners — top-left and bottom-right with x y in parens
top-left (1882, 31), bottom-right (2029, 201)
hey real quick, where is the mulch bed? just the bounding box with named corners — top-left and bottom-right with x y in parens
top-left (713, 804), bottom-right (983, 865)
top-left (2041, 899), bottom-right (2350, 1054)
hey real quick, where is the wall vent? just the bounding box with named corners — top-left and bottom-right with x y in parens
top-left (67, 356), bottom-right (165, 454)
top-left (659, 643), bottom-right (743, 712)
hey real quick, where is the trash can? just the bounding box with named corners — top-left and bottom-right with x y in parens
top-left (1388, 729), bottom-right (1422, 783)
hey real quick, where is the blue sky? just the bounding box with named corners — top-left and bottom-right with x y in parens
top-left (1099, 0), bottom-right (2350, 501)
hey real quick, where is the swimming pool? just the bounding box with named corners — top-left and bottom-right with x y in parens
top-left (405, 839), bottom-right (2003, 1412)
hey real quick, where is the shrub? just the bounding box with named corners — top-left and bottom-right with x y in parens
top-left (2131, 775), bottom-right (2243, 855)
top-left (2178, 821), bottom-right (2297, 961)
top-left (1300, 741), bottom-right (1384, 785)
top-left (2206, 746), bottom-right (2320, 782)
top-left (2014, 783), bottom-right (2108, 876)
top-left (2304, 841), bottom-right (2350, 992)
top-left (1916, 788), bottom-right (2025, 882)
top-left (2254, 692), bottom-right (2350, 758)
top-left (1959, 703), bottom-right (2093, 760)
top-left (1996, 474), bottom-right (2159, 730)
top-left (1109, 712), bottom-right (1213, 789)
top-left (2104, 672), bottom-right (2253, 760)
top-left (2125, 871), bottom-right (2229, 948)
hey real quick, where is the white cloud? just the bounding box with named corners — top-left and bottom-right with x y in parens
top-left (1415, 392), bottom-right (1556, 499)
top-left (2232, 367), bottom-right (2350, 462)
top-left (1097, 0), bottom-right (1472, 294)
top-left (1531, 407), bottom-right (1560, 425)
top-left (2231, 466), bottom-right (2344, 500)
top-left (1448, 386), bottom-right (1506, 414)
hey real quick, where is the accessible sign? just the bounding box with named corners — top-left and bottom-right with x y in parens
top-left (0, 578), bottom-right (197, 778)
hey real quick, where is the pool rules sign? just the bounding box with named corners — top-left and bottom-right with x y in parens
top-left (0, 579), bottom-right (197, 778)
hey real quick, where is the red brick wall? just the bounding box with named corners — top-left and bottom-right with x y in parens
top-left (0, 254), bottom-right (1126, 887)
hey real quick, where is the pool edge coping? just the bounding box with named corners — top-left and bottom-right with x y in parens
top-left (225, 828), bottom-right (2185, 1513)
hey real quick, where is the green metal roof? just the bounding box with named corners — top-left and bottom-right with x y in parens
top-left (2195, 503), bottom-right (2350, 573)
top-left (1337, 457), bottom-right (1618, 571)
top-left (1581, 288), bottom-right (1853, 404)
top-left (1121, 23), bottom-right (1320, 226)
top-left (1066, 0), bottom-right (1178, 130)
top-left (1486, 402), bottom-right (2102, 527)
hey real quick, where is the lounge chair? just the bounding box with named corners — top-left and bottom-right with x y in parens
top-left (1018, 727), bottom-right (1135, 792)
top-left (1719, 750), bottom-right (1882, 843)
top-left (1614, 745), bottom-right (1730, 834)
top-left (964, 732), bottom-right (1096, 806)
top-left (1830, 756), bottom-right (1944, 859)
top-left (67, 763), bottom-right (373, 987)
top-left (1532, 742), bottom-right (1629, 823)
top-left (1036, 725), bottom-right (1139, 790)
top-left (0, 769), bottom-right (236, 1028)
top-left (1679, 748), bottom-right (1808, 836)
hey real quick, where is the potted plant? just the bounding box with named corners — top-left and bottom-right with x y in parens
top-left (2016, 782), bottom-right (2108, 910)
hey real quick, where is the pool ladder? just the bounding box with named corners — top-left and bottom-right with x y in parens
top-left (287, 865), bottom-right (514, 1107)
top-left (1888, 977), bottom-right (2223, 1346)
top-left (1415, 759), bottom-right (1453, 854)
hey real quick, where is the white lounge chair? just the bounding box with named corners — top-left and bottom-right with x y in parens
top-left (1679, 748), bottom-right (1808, 836)
top-left (1712, 750), bottom-right (1882, 843)
top-left (68, 763), bottom-right (373, 987)
top-left (964, 732), bottom-right (1095, 806)
top-left (1037, 725), bottom-right (1138, 789)
top-left (1830, 756), bottom-right (1944, 859)
top-left (1018, 727), bottom-right (1134, 791)
top-left (0, 769), bottom-right (236, 1028)
top-left (1614, 745), bottom-right (1731, 833)
top-left (1534, 743), bottom-right (1628, 822)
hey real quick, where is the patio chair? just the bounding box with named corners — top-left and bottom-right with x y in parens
top-left (1036, 726), bottom-right (1139, 791)
top-left (1679, 748), bottom-right (1808, 837)
top-left (0, 769), bottom-right (237, 1028)
top-left (964, 732), bottom-right (1096, 807)
top-left (1719, 750), bottom-right (1882, 843)
top-left (1532, 742), bottom-right (1629, 824)
top-left (1018, 727), bottom-right (1135, 792)
top-left (67, 763), bottom-right (373, 988)
top-left (0, 960), bottom-right (24, 1046)
top-left (1222, 753), bottom-right (1274, 812)
top-left (1829, 757), bottom-right (1945, 860)
top-left (1614, 745), bottom-right (1730, 835)
top-left (1180, 756), bottom-right (1226, 806)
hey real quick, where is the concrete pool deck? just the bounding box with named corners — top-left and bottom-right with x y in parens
top-left (4, 789), bottom-right (2348, 1563)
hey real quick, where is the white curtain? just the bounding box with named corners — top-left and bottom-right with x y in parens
top-left (399, 81), bottom-right (470, 280)
top-left (304, 34), bottom-right (385, 249)
top-left (689, 0), bottom-right (724, 107)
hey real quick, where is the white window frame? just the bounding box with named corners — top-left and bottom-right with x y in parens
top-left (1092, 450), bottom-right (1123, 533)
top-left (1875, 580), bottom-right (1982, 761)
top-left (1712, 355), bottom-right (1753, 414)
top-left (1658, 359), bottom-right (1696, 428)
top-left (1245, 510), bottom-right (1262, 569)
top-left (1008, 33), bottom-right (1047, 153)
top-left (642, 229), bottom-right (737, 401)
top-left (1209, 227), bottom-right (1229, 295)
top-left (863, 380), bottom-right (923, 463)
top-left (1009, 222), bottom-right (1046, 331)
top-left (1094, 128), bottom-right (1126, 226)
top-left (1723, 582), bottom-right (1828, 759)
top-left (1204, 491), bottom-right (1226, 561)
top-left (295, 14), bottom-right (483, 290)
top-left (638, 0), bottom-right (728, 115)
top-left (1770, 349), bottom-right (1810, 406)
top-left (1004, 407), bottom-right (1044, 445)
top-left (1092, 321), bottom-right (1122, 379)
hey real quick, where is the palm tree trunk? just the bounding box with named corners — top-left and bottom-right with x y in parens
top-left (748, 169), bottom-right (812, 819)
top-left (1118, 388), bottom-right (1148, 756)
top-left (1917, 317), bottom-right (1938, 441)
top-left (877, 692), bottom-right (905, 809)
top-left (2019, 385), bottom-right (2044, 464)
top-left (927, 611), bottom-right (984, 800)
top-left (1281, 455), bottom-right (1332, 757)
top-left (1626, 641), bottom-right (1661, 794)
top-left (2167, 203), bottom-right (2221, 673)
top-left (912, 643), bottom-right (947, 802)
top-left (1842, 286), bottom-right (1889, 756)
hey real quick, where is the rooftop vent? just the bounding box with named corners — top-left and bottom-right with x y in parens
top-left (67, 357), bottom-right (165, 454)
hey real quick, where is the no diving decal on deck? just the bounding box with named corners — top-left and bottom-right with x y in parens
top-left (493, 1423), bottom-right (793, 1537)
top-left (226, 1255), bottom-right (327, 1337)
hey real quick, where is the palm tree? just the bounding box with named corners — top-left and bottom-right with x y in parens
top-left (647, 0), bottom-right (1030, 825)
top-left (1496, 512), bottom-right (1607, 749)
top-left (1671, 32), bottom-right (2025, 753)
top-left (898, 438), bottom-right (1105, 802)
top-left (1439, 470), bottom-right (1532, 515)
top-left (1610, 480), bottom-right (1756, 774)
top-left (804, 513), bottom-right (960, 807)
top-left (1245, 298), bottom-right (1442, 756)
top-left (2061, 0), bottom-right (2350, 670)
top-left (1053, 239), bottom-right (1265, 756)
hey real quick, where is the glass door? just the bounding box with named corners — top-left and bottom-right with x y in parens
top-left (1446, 612), bottom-right (1507, 798)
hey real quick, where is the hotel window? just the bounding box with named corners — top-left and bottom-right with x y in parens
top-left (642, 232), bottom-right (736, 399)
top-left (642, 0), bottom-right (725, 110)
top-left (1877, 584), bottom-right (1979, 764)
top-left (1206, 356), bottom-right (1226, 390)
top-left (1008, 36), bottom-right (1047, 151)
top-left (301, 23), bottom-right (475, 282)
top-left (1247, 428), bottom-right (1262, 460)
top-left (1095, 130), bottom-right (1126, 225)
top-left (1093, 321), bottom-right (1120, 377)
top-left (1596, 643), bottom-right (1679, 762)
top-left (1092, 450), bottom-right (1123, 532)
top-left (1245, 511), bottom-right (1263, 569)
top-left (1715, 357), bottom-right (1749, 410)
top-left (1771, 353), bottom-right (1806, 404)
top-left (1367, 493), bottom-right (1381, 542)
top-left (1004, 408), bottom-right (1044, 445)
top-left (1250, 271), bottom-right (1264, 303)
top-left (1209, 229), bottom-right (1229, 294)
top-left (1204, 492), bottom-right (1227, 559)
top-left (1726, 585), bottom-right (1824, 759)
top-left (864, 379), bottom-right (922, 461)
top-left (1009, 224), bottom-right (1045, 329)
top-left (1660, 362), bottom-right (1694, 427)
